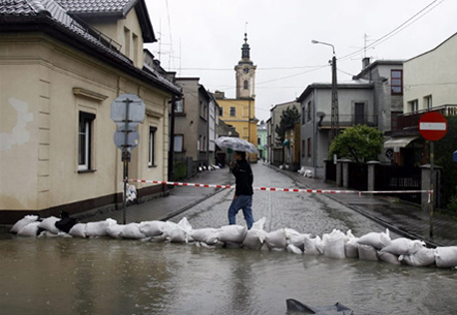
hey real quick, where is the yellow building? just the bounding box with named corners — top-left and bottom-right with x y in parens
top-left (215, 34), bottom-right (258, 160)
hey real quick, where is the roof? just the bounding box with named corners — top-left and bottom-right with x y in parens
top-left (353, 59), bottom-right (404, 80)
top-left (0, 0), bottom-right (179, 95)
top-left (296, 79), bottom-right (373, 102)
top-left (56, 0), bottom-right (155, 42)
top-left (405, 31), bottom-right (457, 63)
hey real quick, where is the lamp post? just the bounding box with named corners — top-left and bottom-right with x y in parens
top-left (311, 40), bottom-right (339, 142)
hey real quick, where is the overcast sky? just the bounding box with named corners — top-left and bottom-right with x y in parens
top-left (144, 0), bottom-right (456, 122)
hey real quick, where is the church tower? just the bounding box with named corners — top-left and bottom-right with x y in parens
top-left (235, 33), bottom-right (256, 99)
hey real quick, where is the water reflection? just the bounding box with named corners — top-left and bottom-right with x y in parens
top-left (0, 235), bottom-right (456, 315)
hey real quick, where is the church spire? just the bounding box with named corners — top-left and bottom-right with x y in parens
top-left (241, 33), bottom-right (250, 60)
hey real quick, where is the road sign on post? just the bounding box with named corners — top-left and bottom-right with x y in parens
top-left (110, 94), bottom-right (145, 224)
top-left (419, 112), bottom-right (448, 141)
top-left (418, 111), bottom-right (448, 238)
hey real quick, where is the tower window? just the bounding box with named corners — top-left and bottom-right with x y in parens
top-left (243, 80), bottom-right (249, 90)
top-left (230, 107), bottom-right (236, 117)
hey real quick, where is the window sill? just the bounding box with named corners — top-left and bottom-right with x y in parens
top-left (78, 169), bottom-right (96, 174)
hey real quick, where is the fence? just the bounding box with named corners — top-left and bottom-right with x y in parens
top-left (348, 163), bottom-right (368, 191)
top-left (374, 165), bottom-right (422, 204)
top-left (325, 160), bottom-right (337, 182)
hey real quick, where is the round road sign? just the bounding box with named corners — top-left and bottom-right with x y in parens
top-left (419, 112), bottom-right (448, 141)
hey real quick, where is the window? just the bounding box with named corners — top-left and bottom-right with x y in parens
top-left (307, 138), bottom-right (312, 157)
top-left (408, 100), bottom-right (418, 113)
top-left (124, 27), bottom-right (131, 58)
top-left (307, 101), bottom-right (312, 122)
top-left (230, 107), bottom-right (236, 117)
top-left (78, 112), bottom-right (95, 171)
top-left (258, 137), bottom-right (261, 145)
top-left (174, 135), bottom-right (183, 152)
top-left (132, 33), bottom-right (138, 65)
top-left (200, 101), bottom-right (207, 120)
top-left (354, 103), bottom-right (365, 125)
top-left (301, 106), bottom-right (305, 124)
top-left (175, 99), bottom-right (184, 113)
top-left (148, 127), bottom-right (157, 167)
top-left (391, 70), bottom-right (403, 95)
top-left (219, 106), bottom-right (223, 116)
top-left (301, 140), bottom-right (305, 157)
top-left (243, 80), bottom-right (249, 89)
top-left (424, 95), bottom-right (432, 109)
top-left (391, 111), bottom-right (401, 130)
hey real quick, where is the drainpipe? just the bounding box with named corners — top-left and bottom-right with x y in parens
top-left (168, 95), bottom-right (177, 181)
top-left (313, 89), bottom-right (318, 177)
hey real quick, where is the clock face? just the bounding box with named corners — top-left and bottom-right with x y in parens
top-left (243, 68), bottom-right (249, 74)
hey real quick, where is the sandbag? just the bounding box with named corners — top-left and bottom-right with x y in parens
top-left (10, 215), bottom-right (39, 234)
top-left (357, 229), bottom-right (391, 250)
top-left (344, 230), bottom-right (359, 258)
top-left (17, 222), bottom-right (41, 237)
top-left (304, 235), bottom-right (324, 255)
top-left (285, 228), bottom-right (308, 251)
top-left (85, 219), bottom-right (116, 237)
top-left (287, 244), bottom-right (303, 254)
top-left (107, 224), bottom-right (124, 239)
top-left (400, 248), bottom-right (435, 267)
top-left (323, 229), bottom-right (346, 259)
top-left (265, 228), bottom-right (287, 250)
top-left (242, 228), bottom-right (267, 250)
top-left (167, 218), bottom-right (193, 243)
top-left (121, 223), bottom-right (146, 239)
top-left (377, 251), bottom-right (401, 265)
top-left (139, 220), bottom-right (167, 236)
top-left (188, 228), bottom-right (219, 245)
top-left (219, 225), bottom-right (247, 243)
top-left (380, 237), bottom-right (425, 256)
top-left (434, 246), bottom-right (457, 268)
top-left (358, 244), bottom-right (378, 261)
top-left (37, 216), bottom-right (60, 234)
top-left (69, 223), bottom-right (87, 238)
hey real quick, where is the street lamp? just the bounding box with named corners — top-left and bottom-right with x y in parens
top-left (312, 39), bottom-right (339, 141)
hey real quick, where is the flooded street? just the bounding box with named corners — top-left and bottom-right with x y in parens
top-left (1, 164), bottom-right (456, 314)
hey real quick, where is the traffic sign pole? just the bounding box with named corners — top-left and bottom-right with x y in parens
top-left (122, 98), bottom-right (131, 225)
top-left (429, 141), bottom-right (434, 237)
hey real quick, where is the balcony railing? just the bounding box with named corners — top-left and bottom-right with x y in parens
top-left (317, 115), bottom-right (378, 128)
top-left (396, 104), bottom-right (457, 130)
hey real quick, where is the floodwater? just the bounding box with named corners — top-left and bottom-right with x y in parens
top-left (1, 233), bottom-right (456, 315)
top-left (1, 164), bottom-right (456, 314)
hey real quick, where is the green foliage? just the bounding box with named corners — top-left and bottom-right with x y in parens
top-left (275, 106), bottom-right (300, 145)
top-left (329, 125), bottom-right (384, 163)
top-left (173, 159), bottom-right (188, 181)
top-left (434, 116), bottom-right (457, 213)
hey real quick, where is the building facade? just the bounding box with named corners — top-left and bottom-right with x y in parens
top-left (0, 0), bottom-right (181, 224)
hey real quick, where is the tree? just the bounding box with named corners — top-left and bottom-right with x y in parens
top-left (275, 106), bottom-right (300, 145)
top-left (329, 125), bottom-right (383, 163)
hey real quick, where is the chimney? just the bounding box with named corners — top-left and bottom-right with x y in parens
top-left (362, 57), bottom-right (370, 69)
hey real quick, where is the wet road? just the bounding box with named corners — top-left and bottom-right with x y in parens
top-left (1, 163), bottom-right (456, 315)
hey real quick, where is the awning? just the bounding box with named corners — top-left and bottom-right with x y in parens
top-left (384, 136), bottom-right (419, 149)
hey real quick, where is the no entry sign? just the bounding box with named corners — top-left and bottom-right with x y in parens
top-left (419, 112), bottom-right (448, 141)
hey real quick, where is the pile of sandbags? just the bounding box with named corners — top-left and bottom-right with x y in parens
top-left (9, 215), bottom-right (457, 270)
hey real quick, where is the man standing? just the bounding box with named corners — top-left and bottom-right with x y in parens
top-left (228, 151), bottom-right (254, 229)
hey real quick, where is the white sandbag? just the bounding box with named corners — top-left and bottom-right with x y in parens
top-left (188, 228), bottom-right (219, 245)
top-left (400, 248), bottom-right (435, 267)
top-left (38, 231), bottom-right (59, 238)
top-left (357, 229), bottom-right (391, 250)
top-left (10, 215), bottom-right (39, 234)
top-left (323, 229), bottom-right (346, 259)
top-left (107, 224), bottom-right (125, 239)
top-left (285, 228), bottom-right (308, 251)
top-left (139, 220), bottom-right (167, 236)
top-left (358, 244), bottom-right (379, 261)
top-left (380, 237), bottom-right (425, 256)
top-left (344, 230), bottom-right (359, 258)
top-left (265, 228), bottom-right (287, 250)
top-left (69, 223), bottom-right (87, 238)
top-left (38, 216), bottom-right (60, 234)
top-left (167, 217), bottom-right (193, 243)
top-left (242, 229), bottom-right (267, 250)
top-left (434, 246), bottom-right (457, 268)
top-left (17, 222), bottom-right (41, 237)
top-left (287, 244), bottom-right (303, 254)
top-left (121, 223), bottom-right (146, 239)
top-left (85, 219), bottom-right (116, 237)
top-left (377, 251), bottom-right (401, 265)
top-left (161, 221), bottom-right (178, 238)
top-left (219, 225), bottom-right (247, 243)
top-left (252, 217), bottom-right (266, 230)
top-left (304, 235), bottom-right (324, 255)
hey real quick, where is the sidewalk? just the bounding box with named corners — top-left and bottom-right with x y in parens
top-left (274, 165), bottom-right (457, 248)
top-left (75, 167), bottom-right (235, 224)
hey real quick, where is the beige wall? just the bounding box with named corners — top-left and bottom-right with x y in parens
top-left (0, 33), bottom-right (171, 214)
top-left (404, 33), bottom-right (457, 113)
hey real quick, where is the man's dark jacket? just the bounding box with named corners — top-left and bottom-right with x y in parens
top-left (232, 158), bottom-right (253, 196)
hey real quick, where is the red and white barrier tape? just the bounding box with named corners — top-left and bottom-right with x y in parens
top-left (128, 179), bottom-right (432, 196)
